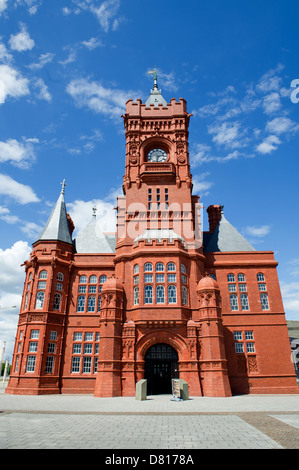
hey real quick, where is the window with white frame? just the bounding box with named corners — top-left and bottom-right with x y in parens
top-left (29, 342), bottom-right (38, 352)
top-left (234, 331), bottom-right (242, 341)
top-left (77, 295), bottom-right (85, 312)
top-left (167, 273), bottom-right (176, 282)
top-left (45, 356), bottom-right (54, 373)
top-left (134, 286), bottom-right (139, 305)
top-left (182, 286), bottom-right (188, 305)
top-left (156, 262), bottom-right (164, 272)
top-left (245, 331), bottom-right (254, 340)
top-left (240, 293), bottom-right (249, 310)
top-left (99, 275), bottom-right (107, 284)
top-left (167, 262), bottom-right (176, 272)
top-left (258, 283), bottom-right (267, 291)
top-left (257, 273), bottom-right (265, 282)
top-left (144, 263), bottom-right (153, 272)
top-left (260, 293), bottom-right (269, 310)
top-left (48, 343), bottom-right (56, 354)
top-left (30, 330), bottom-right (39, 339)
top-left (26, 355), bottom-right (36, 372)
top-left (144, 273), bottom-right (153, 283)
top-left (235, 343), bottom-right (244, 353)
top-left (133, 264), bottom-right (139, 274)
top-left (79, 275), bottom-right (87, 284)
top-left (246, 342), bottom-right (255, 353)
top-left (230, 294), bottom-right (238, 311)
top-left (239, 284), bottom-right (247, 292)
top-left (71, 356), bottom-right (80, 373)
top-left (57, 272), bottom-right (64, 281)
top-left (156, 285), bottom-right (165, 304)
top-left (156, 273), bottom-right (164, 283)
top-left (39, 270), bottom-right (47, 279)
top-left (53, 293), bottom-right (61, 311)
top-left (228, 284), bottom-right (237, 292)
top-left (168, 285), bottom-right (177, 303)
top-left (35, 291), bottom-right (44, 309)
top-left (74, 332), bottom-right (82, 341)
top-left (87, 296), bottom-right (96, 312)
top-left (89, 275), bottom-right (97, 284)
top-left (238, 273), bottom-right (246, 282)
top-left (227, 273), bottom-right (235, 283)
top-left (144, 285), bottom-right (153, 304)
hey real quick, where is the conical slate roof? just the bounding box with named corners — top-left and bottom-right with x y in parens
top-left (74, 212), bottom-right (114, 253)
top-left (205, 211), bottom-right (255, 253)
top-left (145, 69), bottom-right (167, 107)
top-left (34, 181), bottom-right (72, 245)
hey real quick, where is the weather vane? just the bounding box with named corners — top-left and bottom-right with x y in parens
top-left (60, 179), bottom-right (67, 195)
top-left (148, 66), bottom-right (159, 89)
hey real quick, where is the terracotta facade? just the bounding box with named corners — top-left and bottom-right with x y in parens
top-left (6, 85), bottom-right (298, 397)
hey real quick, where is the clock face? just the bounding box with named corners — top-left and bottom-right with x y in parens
top-left (147, 148), bottom-right (167, 162)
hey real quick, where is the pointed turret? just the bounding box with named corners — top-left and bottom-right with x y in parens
top-left (145, 67), bottom-right (168, 107)
top-left (205, 206), bottom-right (255, 252)
top-left (74, 206), bottom-right (114, 253)
top-left (34, 179), bottom-right (73, 246)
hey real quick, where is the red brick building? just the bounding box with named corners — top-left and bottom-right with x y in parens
top-left (6, 78), bottom-right (298, 397)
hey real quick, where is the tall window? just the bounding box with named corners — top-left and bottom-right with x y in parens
top-left (257, 273), bottom-right (265, 282)
top-left (79, 275), bottom-right (87, 284)
top-left (238, 273), bottom-right (246, 282)
top-left (227, 273), bottom-right (235, 283)
top-left (168, 285), bottom-right (177, 303)
top-left (39, 270), bottom-right (47, 279)
top-left (53, 293), bottom-right (61, 311)
top-left (240, 293), bottom-right (249, 310)
top-left (134, 286), bottom-right (139, 305)
top-left (87, 296), bottom-right (96, 312)
top-left (89, 275), bottom-right (97, 284)
top-left (77, 295), bottom-right (85, 312)
top-left (144, 285), bottom-right (153, 304)
top-left (35, 291), bottom-right (44, 309)
top-left (230, 294), bottom-right (238, 311)
top-left (182, 286), bottom-right (188, 305)
top-left (260, 293), bottom-right (269, 310)
top-left (99, 275), bottom-right (107, 284)
top-left (156, 285), bottom-right (165, 304)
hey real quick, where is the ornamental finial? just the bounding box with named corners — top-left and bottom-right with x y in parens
top-left (148, 66), bottom-right (159, 90)
top-left (60, 179), bottom-right (67, 195)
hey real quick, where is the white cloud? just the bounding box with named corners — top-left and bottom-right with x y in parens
top-left (0, 240), bottom-right (31, 358)
top-left (0, 174), bottom-right (40, 204)
top-left (33, 78), bottom-right (51, 101)
top-left (0, 0), bottom-right (8, 15)
top-left (27, 52), bottom-right (55, 70)
top-left (68, 198), bottom-right (116, 237)
top-left (208, 121), bottom-right (246, 148)
top-left (67, 77), bottom-right (138, 119)
top-left (263, 92), bottom-right (281, 114)
top-left (256, 64), bottom-right (284, 93)
top-left (90, 0), bottom-right (121, 32)
top-left (280, 281), bottom-right (299, 320)
top-left (0, 64), bottom-right (30, 103)
top-left (0, 41), bottom-right (13, 63)
top-left (81, 37), bottom-right (103, 50)
top-left (0, 138), bottom-right (37, 168)
top-left (266, 116), bottom-right (299, 135)
top-left (192, 174), bottom-right (214, 196)
top-left (244, 225), bottom-right (271, 237)
top-left (255, 135), bottom-right (281, 154)
top-left (9, 23), bottom-right (35, 51)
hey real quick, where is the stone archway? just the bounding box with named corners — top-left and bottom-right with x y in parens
top-left (144, 343), bottom-right (179, 395)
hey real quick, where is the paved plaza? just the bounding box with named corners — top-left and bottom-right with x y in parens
top-left (1, 384), bottom-right (299, 450)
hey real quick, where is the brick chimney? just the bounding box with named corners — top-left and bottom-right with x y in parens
top-left (207, 205), bottom-right (222, 232)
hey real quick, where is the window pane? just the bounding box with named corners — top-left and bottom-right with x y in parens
top-left (57, 272), bottom-right (64, 281)
top-left (245, 331), bottom-right (254, 340)
top-left (134, 287), bottom-right (139, 305)
top-left (77, 295), bottom-right (85, 312)
top-left (134, 264), bottom-right (139, 274)
top-left (234, 331), bottom-right (242, 341)
top-left (241, 294), bottom-right (249, 310)
top-left (168, 285), bottom-right (177, 303)
top-left (156, 285), bottom-right (165, 303)
top-left (144, 274), bottom-right (153, 283)
top-left (235, 343), bottom-right (244, 353)
top-left (144, 285), bottom-right (153, 304)
top-left (167, 262), bottom-right (176, 272)
top-left (26, 355), bottom-right (36, 372)
top-left (182, 286), bottom-right (188, 305)
top-left (39, 270), bottom-right (47, 279)
top-left (228, 284), bottom-right (236, 292)
top-left (53, 293), bottom-right (61, 310)
top-left (156, 263), bottom-right (164, 272)
top-left (45, 356), bottom-right (54, 373)
top-left (258, 283), bottom-right (267, 291)
top-left (79, 275), bottom-right (87, 284)
top-left (227, 273), bottom-right (235, 283)
top-left (230, 294), bottom-right (238, 311)
top-left (156, 274), bottom-right (164, 283)
top-left (71, 357), bottom-right (80, 373)
top-left (246, 342), bottom-right (255, 353)
top-left (238, 273), bottom-right (246, 282)
top-left (99, 275), bottom-right (107, 284)
top-left (87, 296), bottom-right (96, 312)
top-left (35, 291), bottom-right (44, 309)
top-left (144, 263), bottom-right (153, 272)
top-left (181, 264), bottom-right (186, 273)
top-left (257, 273), bottom-right (265, 282)
top-left (260, 293), bottom-right (269, 310)
top-left (89, 275), bottom-right (97, 284)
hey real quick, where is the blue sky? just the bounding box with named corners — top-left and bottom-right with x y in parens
top-left (0, 0), bottom-right (299, 359)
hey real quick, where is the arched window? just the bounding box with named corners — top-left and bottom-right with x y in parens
top-left (230, 294), bottom-right (238, 311)
top-left (89, 275), bottom-right (97, 284)
top-left (240, 293), bottom-right (249, 310)
top-left (57, 272), bottom-right (64, 281)
top-left (260, 293), bottom-right (269, 310)
top-left (99, 275), bottom-right (107, 284)
top-left (39, 270), bottom-right (47, 279)
top-left (35, 291), bottom-right (44, 309)
top-left (182, 286), bottom-right (188, 305)
top-left (24, 293), bottom-right (29, 310)
top-left (77, 295), bottom-right (85, 312)
top-left (168, 285), bottom-right (177, 304)
top-left (144, 285), bottom-right (153, 304)
top-left (156, 285), bottom-right (165, 303)
top-left (144, 263), bottom-right (153, 272)
top-left (167, 262), bottom-right (176, 272)
top-left (133, 264), bottom-right (139, 274)
top-left (134, 286), bottom-right (139, 305)
top-left (87, 296), bottom-right (96, 312)
top-left (79, 275), bottom-right (87, 284)
top-left (98, 296), bottom-right (101, 311)
top-left (181, 264), bottom-right (186, 273)
top-left (257, 273), bottom-right (265, 282)
top-left (238, 273), bottom-right (245, 282)
top-left (156, 262), bottom-right (164, 272)
top-left (227, 273), bottom-right (235, 283)
top-left (53, 293), bottom-right (61, 311)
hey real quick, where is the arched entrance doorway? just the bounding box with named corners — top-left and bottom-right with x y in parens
top-left (144, 343), bottom-right (179, 395)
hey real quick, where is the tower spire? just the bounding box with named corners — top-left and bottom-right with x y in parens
top-left (146, 66), bottom-right (167, 107)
